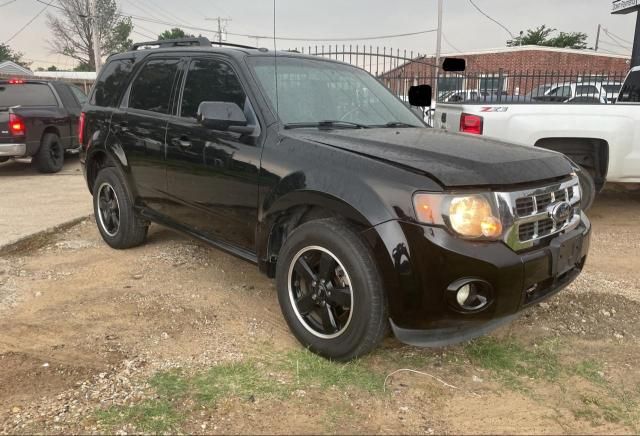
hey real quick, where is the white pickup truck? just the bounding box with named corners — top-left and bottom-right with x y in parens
top-left (435, 66), bottom-right (640, 210)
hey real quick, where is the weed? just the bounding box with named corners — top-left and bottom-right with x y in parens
top-left (96, 400), bottom-right (182, 433)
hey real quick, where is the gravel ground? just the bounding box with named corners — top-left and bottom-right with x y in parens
top-left (0, 188), bottom-right (639, 434)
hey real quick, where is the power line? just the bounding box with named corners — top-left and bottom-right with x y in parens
top-left (602, 28), bottom-right (633, 46)
top-left (4, 0), bottom-right (53, 43)
top-left (442, 33), bottom-right (461, 52)
top-left (0, 0), bottom-right (17, 7)
top-left (600, 38), bottom-right (631, 51)
top-left (467, 0), bottom-right (515, 39)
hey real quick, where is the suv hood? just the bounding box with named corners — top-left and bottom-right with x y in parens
top-left (288, 128), bottom-right (573, 187)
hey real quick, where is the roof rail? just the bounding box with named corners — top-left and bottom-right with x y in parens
top-left (130, 37), bottom-right (258, 51)
top-left (131, 37), bottom-right (212, 51)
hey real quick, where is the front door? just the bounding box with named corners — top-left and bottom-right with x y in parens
top-left (164, 57), bottom-right (262, 252)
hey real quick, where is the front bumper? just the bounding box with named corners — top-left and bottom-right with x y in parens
top-left (0, 143), bottom-right (26, 157)
top-left (363, 212), bottom-right (591, 347)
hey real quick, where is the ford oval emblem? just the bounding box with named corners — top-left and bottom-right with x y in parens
top-left (551, 202), bottom-right (572, 223)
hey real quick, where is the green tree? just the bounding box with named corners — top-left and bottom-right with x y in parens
top-left (46, 0), bottom-right (133, 70)
top-left (0, 43), bottom-right (29, 68)
top-left (158, 28), bottom-right (194, 40)
top-left (508, 25), bottom-right (588, 49)
top-left (47, 65), bottom-right (59, 71)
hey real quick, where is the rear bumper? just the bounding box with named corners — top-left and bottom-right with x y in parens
top-left (0, 143), bottom-right (26, 157)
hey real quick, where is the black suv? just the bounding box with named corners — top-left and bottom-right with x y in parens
top-left (80, 38), bottom-right (590, 360)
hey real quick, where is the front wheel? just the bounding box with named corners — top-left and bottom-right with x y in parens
top-left (577, 166), bottom-right (596, 212)
top-left (276, 218), bottom-right (387, 361)
top-left (92, 167), bottom-right (148, 249)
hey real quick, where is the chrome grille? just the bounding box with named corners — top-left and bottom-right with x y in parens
top-left (496, 176), bottom-right (582, 251)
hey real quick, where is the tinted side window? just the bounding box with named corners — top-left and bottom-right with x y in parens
top-left (575, 85), bottom-right (599, 95)
top-left (90, 59), bottom-right (134, 107)
top-left (53, 83), bottom-right (80, 111)
top-left (618, 71), bottom-right (640, 103)
top-left (180, 58), bottom-right (247, 119)
top-left (129, 59), bottom-right (180, 114)
top-left (70, 86), bottom-right (88, 105)
top-left (0, 83), bottom-right (57, 106)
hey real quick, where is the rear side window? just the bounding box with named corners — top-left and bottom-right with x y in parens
top-left (70, 86), bottom-right (88, 105)
top-left (180, 58), bottom-right (247, 119)
top-left (0, 83), bottom-right (57, 107)
top-left (129, 58), bottom-right (180, 114)
top-left (575, 85), bottom-right (599, 96)
top-left (618, 71), bottom-right (640, 103)
top-left (91, 59), bottom-right (134, 107)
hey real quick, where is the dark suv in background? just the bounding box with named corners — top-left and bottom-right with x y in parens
top-left (80, 38), bottom-right (590, 360)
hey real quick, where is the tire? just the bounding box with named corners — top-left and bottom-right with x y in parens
top-left (577, 166), bottom-right (596, 212)
top-left (33, 133), bottom-right (64, 173)
top-left (276, 218), bottom-right (387, 361)
top-left (92, 167), bottom-right (148, 249)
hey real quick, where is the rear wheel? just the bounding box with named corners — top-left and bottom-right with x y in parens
top-left (93, 167), bottom-right (148, 249)
top-left (276, 218), bottom-right (387, 361)
top-left (33, 133), bottom-right (64, 173)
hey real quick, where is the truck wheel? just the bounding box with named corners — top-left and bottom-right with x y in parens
top-left (92, 167), bottom-right (148, 249)
top-left (33, 133), bottom-right (64, 173)
top-left (276, 218), bottom-right (388, 361)
top-left (577, 166), bottom-right (596, 211)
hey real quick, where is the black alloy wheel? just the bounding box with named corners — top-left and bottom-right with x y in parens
top-left (97, 182), bottom-right (121, 237)
top-left (288, 246), bottom-right (354, 339)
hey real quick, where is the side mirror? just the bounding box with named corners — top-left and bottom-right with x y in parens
top-left (408, 85), bottom-right (432, 107)
top-left (442, 57), bottom-right (466, 72)
top-left (197, 101), bottom-right (253, 133)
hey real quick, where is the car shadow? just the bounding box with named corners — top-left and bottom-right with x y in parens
top-left (0, 154), bottom-right (81, 177)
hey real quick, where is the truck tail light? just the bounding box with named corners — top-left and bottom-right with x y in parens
top-left (9, 113), bottom-right (25, 136)
top-left (8, 78), bottom-right (25, 84)
top-left (460, 113), bottom-right (483, 135)
top-left (78, 112), bottom-right (86, 145)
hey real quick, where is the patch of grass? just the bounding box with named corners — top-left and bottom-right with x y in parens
top-left (572, 360), bottom-right (607, 386)
top-left (96, 400), bottom-right (183, 433)
top-left (281, 349), bottom-right (385, 393)
top-left (192, 361), bottom-right (288, 404)
top-left (465, 337), bottom-right (560, 389)
top-left (149, 369), bottom-right (189, 399)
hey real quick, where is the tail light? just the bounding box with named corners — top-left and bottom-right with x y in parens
top-left (460, 113), bottom-right (483, 135)
top-left (9, 113), bottom-right (25, 136)
top-left (8, 79), bottom-right (25, 84)
top-left (78, 112), bottom-right (86, 145)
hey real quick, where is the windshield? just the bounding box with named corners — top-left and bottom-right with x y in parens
top-left (0, 83), bottom-right (57, 107)
top-left (248, 56), bottom-right (424, 127)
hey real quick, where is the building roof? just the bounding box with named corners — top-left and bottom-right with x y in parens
top-left (0, 61), bottom-right (33, 76)
top-left (33, 71), bottom-right (97, 80)
top-left (436, 45), bottom-right (630, 60)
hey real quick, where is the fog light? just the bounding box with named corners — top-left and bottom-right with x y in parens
top-left (447, 279), bottom-right (493, 313)
top-left (456, 284), bottom-right (471, 306)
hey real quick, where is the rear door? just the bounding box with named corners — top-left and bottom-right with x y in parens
top-left (51, 82), bottom-right (81, 147)
top-left (164, 55), bottom-right (262, 252)
top-left (110, 57), bottom-right (182, 212)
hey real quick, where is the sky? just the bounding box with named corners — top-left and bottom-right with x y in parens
top-left (1, 0), bottom-right (637, 70)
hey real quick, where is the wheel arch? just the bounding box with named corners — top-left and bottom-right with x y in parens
top-left (257, 191), bottom-right (375, 278)
top-left (41, 126), bottom-right (61, 142)
top-left (534, 137), bottom-right (609, 191)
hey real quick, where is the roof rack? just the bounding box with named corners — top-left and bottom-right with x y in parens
top-left (130, 37), bottom-right (257, 51)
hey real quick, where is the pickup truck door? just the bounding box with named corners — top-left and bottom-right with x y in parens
top-left (164, 56), bottom-right (261, 253)
top-left (110, 57), bottom-right (182, 213)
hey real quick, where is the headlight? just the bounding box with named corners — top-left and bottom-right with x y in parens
top-left (413, 193), bottom-right (503, 239)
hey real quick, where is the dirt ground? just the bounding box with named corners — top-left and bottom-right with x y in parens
top-left (0, 188), bottom-right (639, 435)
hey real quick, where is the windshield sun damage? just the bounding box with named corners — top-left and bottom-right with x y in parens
top-left (248, 56), bottom-right (424, 128)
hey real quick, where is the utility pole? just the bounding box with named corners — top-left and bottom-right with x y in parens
top-left (89, 0), bottom-right (101, 70)
top-left (205, 17), bottom-right (231, 45)
top-left (595, 24), bottom-right (601, 52)
top-left (433, 0), bottom-right (443, 107)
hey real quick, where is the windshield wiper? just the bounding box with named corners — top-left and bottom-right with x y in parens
top-left (284, 120), bottom-right (370, 130)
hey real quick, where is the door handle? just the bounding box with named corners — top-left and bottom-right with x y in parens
top-left (171, 137), bottom-right (192, 149)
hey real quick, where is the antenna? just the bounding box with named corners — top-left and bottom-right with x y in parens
top-left (273, 0), bottom-right (279, 116)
